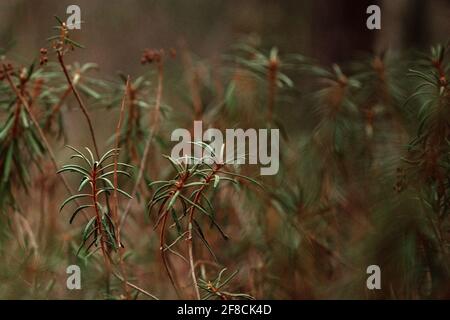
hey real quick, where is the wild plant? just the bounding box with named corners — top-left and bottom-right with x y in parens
top-left (148, 142), bottom-right (261, 298)
top-left (58, 146), bottom-right (132, 262)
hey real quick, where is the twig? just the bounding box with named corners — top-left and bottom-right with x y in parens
top-left (186, 164), bottom-right (223, 300)
top-left (57, 51), bottom-right (100, 158)
top-left (45, 85), bottom-right (71, 129)
top-left (112, 271), bottom-right (159, 300)
top-left (112, 76), bottom-right (131, 299)
top-left (160, 205), bottom-right (182, 298)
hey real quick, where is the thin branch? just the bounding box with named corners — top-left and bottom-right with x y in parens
top-left (112, 76), bottom-right (131, 299)
top-left (112, 271), bottom-right (159, 300)
top-left (186, 164), bottom-right (222, 300)
top-left (160, 205), bottom-right (182, 298)
top-left (57, 51), bottom-right (100, 158)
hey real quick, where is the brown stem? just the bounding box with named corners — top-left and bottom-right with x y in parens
top-left (187, 220), bottom-right (200, 300)
top-left (112, 77), bottom-right (131, 299)
top-left (159, 203), bottom-right (182, 298)
top-left (125, 85), bottom-right (139, 163)
top-left (11, 74), bottom-right (27, 138)
top-left (186, 164), bottom-right (222, 300)
top-left (111, 271), bottom-right (159, 300)
top-left (11, 99), bottom-right (22, 138)
top-left (45, 85), bottom-right (71, 130)
top-left (57, 51), bottom-right (100, 158)
top-left (91, 165), bottom-right (110, 268)
top-left (56, 53), bottom-right (114, 247)
top-left (267, 59), bottom-right (278, 123)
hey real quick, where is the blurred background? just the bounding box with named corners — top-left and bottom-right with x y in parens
top-left (2, 0), bottom-right (448, 146)
top-left (1, 0), bottom-right (449, 73)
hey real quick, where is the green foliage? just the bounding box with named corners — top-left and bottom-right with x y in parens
top-left (58, 146), bottom-right (133, 256)
top-left (0, 65), bottom-right (45, 210)
top-left (148, 142), bottom-right (261, 280)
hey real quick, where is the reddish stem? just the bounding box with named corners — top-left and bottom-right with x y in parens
top-left (57, 51), bottom-right (100, 158)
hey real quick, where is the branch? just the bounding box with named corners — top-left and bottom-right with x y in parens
top-left (57, 51), bottom-right (100, 158)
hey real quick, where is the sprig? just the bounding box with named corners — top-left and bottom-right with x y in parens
top-left (198, 268), bottom-right (254, 300)
top-left (148, 142), bottom-right (262, 299)
top-left (58, 146), bottom-right (133, 262)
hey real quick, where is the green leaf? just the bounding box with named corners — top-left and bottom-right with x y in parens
top-left (59, 194), bottom-right (91, 212)
top-left (97, 187), bottom-right (132, 199)
top-left (170, 208), bottom-right (182, 236)
top-left (101, 162), bottom-right (134, 171)
top-left (217, 171), bottom-right (264, 189)
top-left (2, 145), bottom-right (14, 182)
top-left (66, 145), bottom-right (92, 168)
top-left (179, 194), bottom-right (210, 216)
top-left (78, 177), bottom-right (91, 191)
top-left (59, 164), bottom-right (90, 175)
top-left (148, 194), bottom-right (169, 215)
top-left (98, 177), bottom-right (115, 189)
top-left (98, 148), bottom-right (118, 166)
top-left (163, 155), bottom-right (184, 174)
top-left (149, 180), bottom-right (172, 188)
top-left (46, 35), bottom-right (60, 42)
top-left (65, 37), bottom-right (85, 49)
top-left (57, 166), bottom-right (90, 177)
top-left (25, 130), bottom-right (43, 156)
top-left (70, 205), bottom-right (93, 224)
top-left (213, 175), bottom-right (220, 188)
top-left (193, 219), bottom-right (217, 261)
top-left (167, 190), bottom-right (180, 210)
top-left (0, 116), bottom-right (14, 140)
top-left (98, 170), bottom-right (131, 179)
top-left (54, 15), bottom-right (64, 25)
top-left (78, 83), bottom-right (101, 99)
top-left (84, 147), bottom-right (95, 166)
top-left (77, 217), bottom-right (97, 256)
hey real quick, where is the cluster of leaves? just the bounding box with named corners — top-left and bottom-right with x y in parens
top-left (58, 146), bottom-right (133, 257)
top-left (0, 17), bottom-right (117, 212)
top-left (150, 144), bottom-right (259, 243)
top-left (0, 64), bottom-right (45, 210)
top-left (39, 62), bottom-right (111, 137)
top-left (398, 44), bottom-right (450, 297)
top-left (148, 142), bottom-right (261, 297)
top-left (223, 43), bottom-right (303, 127)
top-left (239, 42), bottom-right (450, 298)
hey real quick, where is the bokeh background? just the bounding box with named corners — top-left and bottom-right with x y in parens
top-left (1, 0), bottom-right (449, 72)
